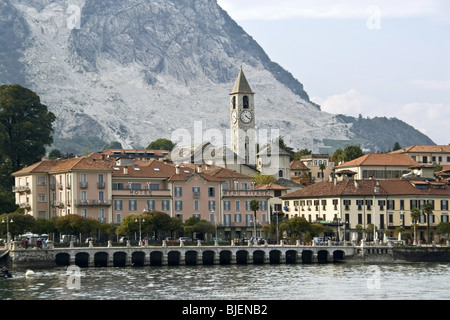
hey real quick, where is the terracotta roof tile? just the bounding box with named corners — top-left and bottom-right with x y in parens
top-left (391, 145), bottom-right (450, 154)
top-left (281, 179), bottom-right (450, 199)
top-left (337, 153), bottom-right (419, 168)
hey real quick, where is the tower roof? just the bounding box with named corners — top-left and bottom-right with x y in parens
top-left (230, 69), bottom-right (254, 95)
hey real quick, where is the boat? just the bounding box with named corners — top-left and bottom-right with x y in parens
top-left (1, 267), bottom-right (12, 278)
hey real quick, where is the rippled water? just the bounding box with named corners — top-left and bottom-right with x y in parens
top-left (1, 263), bottom-right (449, 300)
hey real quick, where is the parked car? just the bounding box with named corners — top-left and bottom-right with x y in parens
top-left (178, 237), bottom-right (190, 243)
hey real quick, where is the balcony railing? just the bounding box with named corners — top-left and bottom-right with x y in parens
top-left (12, 186), bottom-right (30, 193)
top-left (75, 200), bottom-right (112, 207)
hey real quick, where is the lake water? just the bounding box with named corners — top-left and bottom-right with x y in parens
top-left (1, 263), bottom-right (449, 302)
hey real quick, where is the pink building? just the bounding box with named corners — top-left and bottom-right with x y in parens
top-left (13, 154), bottom-right (271, 240)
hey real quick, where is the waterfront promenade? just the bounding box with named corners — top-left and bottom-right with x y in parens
top-left (6, 239), bottom-right (444, 269)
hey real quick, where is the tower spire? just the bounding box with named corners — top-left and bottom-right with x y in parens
top-left (230, 68), bottom-right (254, 95)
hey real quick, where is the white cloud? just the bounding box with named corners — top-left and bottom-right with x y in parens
top-left (217, 0), bottom-right (444, 21)
top-left (410, 80), bottom-right (450, 90)
top-left (312, 90), bottom-right (450, 145)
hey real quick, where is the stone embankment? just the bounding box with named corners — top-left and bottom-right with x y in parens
top-left (2, 240), bottom-right (449, 269)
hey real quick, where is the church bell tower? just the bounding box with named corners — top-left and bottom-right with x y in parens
top-left (230, 69), bottom-right (256, 165)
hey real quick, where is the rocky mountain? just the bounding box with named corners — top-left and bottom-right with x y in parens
top-left (0, 0), bottom-right (434, 155)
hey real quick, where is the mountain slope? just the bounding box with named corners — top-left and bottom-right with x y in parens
top-left (0, 0), bottom-right (434, 154)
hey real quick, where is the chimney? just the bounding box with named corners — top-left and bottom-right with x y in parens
top-left (354, 180), bottom-right (359, 189)
top-left (197, 166), bottom-right (202, 173)
top-left (176, 165), bottom-right (180, 175)
top-left (374, 181), bottom-right (380, 194)
top-left (124, 167), bottom-right (128, 175)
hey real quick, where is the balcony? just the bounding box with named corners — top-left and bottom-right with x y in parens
top-left (19, 202), bottom-right (31, 209)
top-left (80, 182), bottom-right (88, 189)
top-left (51, 201), bottom-right (65, 208)
top-left (12, 186), bottom-right (30, 193)
top-left (75, 200), bottom-right (112, 207)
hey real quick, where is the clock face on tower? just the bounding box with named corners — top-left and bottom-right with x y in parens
top-left (232, 111), bottom-right (237, 124)
top-left (241, 110), bottom-right (252, 123)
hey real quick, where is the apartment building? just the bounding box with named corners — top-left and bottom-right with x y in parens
top-left (281, 179), bottom-right (450, 243)
top-left (391, 145), bottom-right (450, 165)
top-left (12, 154), bottom-right (271, 240)
top-left (299, 154), bottom-right (334, 182)
top-left (334, 153), bottom-right (421, 180)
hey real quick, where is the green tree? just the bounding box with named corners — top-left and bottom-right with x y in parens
top-left (393, 141), bottom-right (402, 151)
top-left (252, 173), bottom-right (276, 184)
top-left (250, 199), bottom-right (260, 237)
top-left (0, 85), bottom-right (55, 212)
top-left (0, 84), bottom-right (56, 172)
top-left (0, 211), bottom-right (36, 239)
top-left (293, 149), bottom-right (312, 160)
top-left (147, 138), bottom-right (176, 151)
top-left (410, 207), bottom-right (421, 245)
top-left (436, 222), bottom-right (450, 242)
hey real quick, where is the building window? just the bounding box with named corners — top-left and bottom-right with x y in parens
top-left (224, 214), bottom-right (231, 226)
top-left (344, 200), bottom-right (351, 211)
top-left (243, 96), bottom-right (249, 109)
top-left (115, 200), bottom-right (123, 211)
top-left (193, 187), bottom-right (200, 197)
top-left (81, 209), bottom-right (87, 218)
top-left (38, 176), bottom-right (46, 186)
top-left (442, 213), bottom-right (448, 223)
top-left (129, 200), bottom-right (137, 211)
top-left (147, 200), bottom-right (155, 211)
top-left (235, 213), bottom-right (242, 223)
top-left (175, 200), bottom-right (183, 211)
top-left (99, 209), bottom-right (105, 222)
top-left (224, 201), bottom-right (231, 211)
top-left (162, 200), bottom-right (170, 211)
top-left (260, 201), bottom-right (267, 211)
top-left (38, 194), bottom-right (46, 202)
top-left (116, 213), bottom-right (122, 224)
top-left (38, 211), bottom-right (46, 219)
top-left (208, 187), bottom-right (215, 197)
top-left (246, 214), bottom-right (253, 226)
top-left (400, 200), bottom-right (405, 211)
top-left (175, 187), bottom-right (182, 197)
top-left (210, 213), bottom-right (215, 223)
top-left (208, 200), bottom-right (216, 211)
top-left (149, 183), bottom-right (160, 190)
top-left (358, 213), bottom-right (363, 224)
top-left (441, 200), bottom-right (448, 211)
top-left (235, 200), bottom-right (240, 211)
top-left (194, 200), bottom-right (199, 211)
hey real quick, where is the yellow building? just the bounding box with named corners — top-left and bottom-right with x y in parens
top-left (281, 179), bottom-right (450, 243)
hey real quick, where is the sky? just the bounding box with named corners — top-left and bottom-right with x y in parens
top-left (217, 0), bottom-right (450, 145)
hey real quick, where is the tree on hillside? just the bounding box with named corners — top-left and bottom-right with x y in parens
top-left (0, 84), bottom-right (56, 172)
top-left (393, 141), bottom-right (402, 151)
top-left (331, 144), bottom-right (364, 164)
top-left (0, 85), bottom-right (56, 213)
top-left (147, 138), bottom-right (176, 151)
top-left (252, 173), bottom-right (276, 184)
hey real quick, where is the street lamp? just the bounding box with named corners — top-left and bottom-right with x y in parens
top-left (2, 215), bottom-right (13, 245)
top-left (135, 215), bottom-right (145, 246)
top-left (212, 210), bottom-right (218, 245)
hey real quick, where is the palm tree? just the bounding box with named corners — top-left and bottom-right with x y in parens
top-left (410, 207), bottom-right (420, 245)
top-left (319, 163), bottom-right (326, 181)
top-left (423, 203), bottom-right (434, 244)
top-left (250, 200), bottom-right (260, 239)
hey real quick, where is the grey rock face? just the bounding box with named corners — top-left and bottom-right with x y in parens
top-left (0, 0), bottom-right (433, 153)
